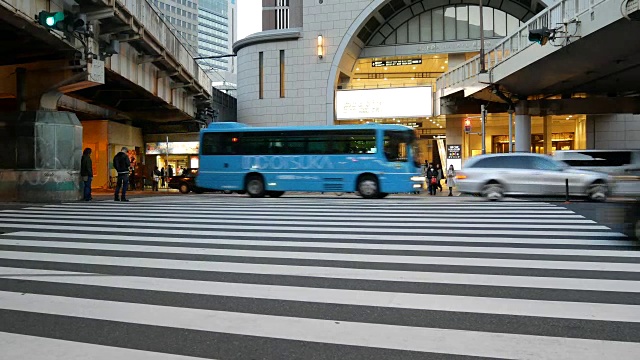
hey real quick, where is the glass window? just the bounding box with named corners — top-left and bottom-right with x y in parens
top-left (469, 6), bottom-right (480, 38)
top-left (258, 52), bottom-right (264, 99)
top-left (201, 133), bottom-right (239, 155)
top-left (420, 12), bottom-right (431, 41)
top-left (396, 23), bottom-right (408, 43)
top-left (383, 131), bottom-right (411, 162)
top-left (408, 16), bottom-right (420, 43)
top-left (432, 8), bottom-right (444, 41)
top-left (494, 10), bottom-right (507, 37)
top-left (507, 15), bottom-right (520, 34)
top-left (456, 6), bottom-right (469, 39)
top-left (279, 50), bottom-right (285, 98)
top-left (444, 7), bottom-right (456, 40)
top-left (528, 156), bottom-right (564, 171)
top-left (483, 7), bottom-right (494, 37)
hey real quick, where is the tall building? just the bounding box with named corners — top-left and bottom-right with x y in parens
top-left (198, 0), bottom-right (237, 74)
top-left (151, 0), bottom-right (199, 53)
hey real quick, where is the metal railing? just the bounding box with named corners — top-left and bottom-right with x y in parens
top-left (436, 0), bottom-right (608, 92)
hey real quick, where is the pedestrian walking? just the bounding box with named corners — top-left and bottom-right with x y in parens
top-left (168, 165), bottom-right (174, 178)
top-left (160, 167), bottom-right (166, 188)
top-left (426, 163), bottom-right (437, 195)
top-left (80, 148), bottom-right (93, 201)
top-left (152, 166), bottom-right (161, 191)
top-left (113, 147), bottom-right (131, 202)
top-left (447, 164), bottom-right (456, 197)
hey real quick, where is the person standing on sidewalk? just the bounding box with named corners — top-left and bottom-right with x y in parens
top-left (426, 163), bottom-right (437, 195)
top-left (113, 147), bottom-right (131, 202)
top-left (436, 163), bottom-right (444, 192)
top-left (80, 148), bottom-right (93, 201)
top-left (446, 164), bottom-right (456, 197)
top-left (152, 166), bottom-right (161, 191)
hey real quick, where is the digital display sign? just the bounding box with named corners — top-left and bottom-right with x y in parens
top-left (371, 59), bottom-right (422, 67)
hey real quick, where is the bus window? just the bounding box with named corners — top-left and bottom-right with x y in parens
top-left (384, 130), bottom-right (411, 162)
top-left (202, 132), bottom-right (240, 155)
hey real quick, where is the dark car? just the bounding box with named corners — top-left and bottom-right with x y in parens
top-left (168, 168), bottom-right (202, 194)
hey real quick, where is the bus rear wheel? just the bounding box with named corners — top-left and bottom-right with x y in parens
top-left (246, 175), bottom-right (266, 198)
top-left (358, 175), bottom-right (379, 199)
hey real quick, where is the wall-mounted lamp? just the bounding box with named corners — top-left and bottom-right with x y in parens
top-left (317, 35), bottom-right (324, 59)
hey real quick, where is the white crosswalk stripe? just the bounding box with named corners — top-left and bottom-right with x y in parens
top-left (0, 195), bottom-right (638, 360)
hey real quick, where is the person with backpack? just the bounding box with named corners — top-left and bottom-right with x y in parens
top-left (113, 147), bottom-right (131, 202)
top-left (426, 163), bottom-right (437, 196)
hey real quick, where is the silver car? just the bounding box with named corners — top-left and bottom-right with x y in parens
top-left (456, 153), bottom-right (611, 201)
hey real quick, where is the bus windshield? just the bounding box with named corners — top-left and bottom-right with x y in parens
top-left (383, 130), bottom-right (420, 167)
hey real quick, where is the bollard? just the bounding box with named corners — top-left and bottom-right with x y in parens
top-left (564, 178), bottom-right (570, 204)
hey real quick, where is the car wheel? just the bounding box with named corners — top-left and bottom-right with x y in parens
top-left (246, 175), bottom-right (266, 198)
top-left (481, 182), bottom-right (504, 201)
top-left (587, 182), bottom-right (608, 202)
top-left (179, 183), bottom-right (190, 194)
top-left (267, 191), bottom-right (285, 198)
top-left (358, 175), bottom-right (379, 199)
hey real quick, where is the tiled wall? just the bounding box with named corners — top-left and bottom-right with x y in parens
top-left (587, 114), bottom-right (640, 149)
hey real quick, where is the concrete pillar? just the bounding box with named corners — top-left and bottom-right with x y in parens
top-left (515, 101), bottom-right (531, 153)
top-left (543, 115), bottom-right (553, 155)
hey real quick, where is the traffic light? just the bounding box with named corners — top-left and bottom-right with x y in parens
top-left (464, 118), bottom-right (471, 133)
top-left (528, 27), bottom-right (554, 46)
top-left (37, 11), bottom-right (65, 30)
top-left (37, 11), bottom-right (87, 33)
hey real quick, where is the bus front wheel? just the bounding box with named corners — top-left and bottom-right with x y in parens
top-left (246, 175), bottom-right (266, 198)
top-left (357, 175), bottom-right (379, 199)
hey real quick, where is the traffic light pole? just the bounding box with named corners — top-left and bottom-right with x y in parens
top-left (481, 104), bottom-right (487, 154)
top-left (508, 108), bottom-right (514, 153)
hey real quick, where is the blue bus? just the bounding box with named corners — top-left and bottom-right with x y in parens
top-left (196, 122), bottom-right (424, 198)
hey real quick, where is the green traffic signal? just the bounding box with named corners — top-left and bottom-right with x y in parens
top-left (38, 11), bottom-right (65, 30)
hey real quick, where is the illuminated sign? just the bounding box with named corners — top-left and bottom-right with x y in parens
top-left (336, 87), bottom-right (433, 120)
top-left (372, 59), bottom-right (422, 67)
top-left (447, 145), bottom-right (461, 159)
top-left (146, 141), bottom-right (199, 155)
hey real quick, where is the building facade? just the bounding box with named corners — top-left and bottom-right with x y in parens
top-left (198, 0), bottom-right (237, 74)
top-left (233, 0), bottom-right (638, 167)
top-left (152, 0), bottom-right (200, 52)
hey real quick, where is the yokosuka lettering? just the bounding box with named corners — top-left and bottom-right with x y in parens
top-left (242, 155), bottom-right (335, 170)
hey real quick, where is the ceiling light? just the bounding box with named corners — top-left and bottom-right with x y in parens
top-left (412, 66), bottom-right (416, 70)
top-left (356, 67), bottom-right (360, 71)
top-left (384, 67), bottom-right (388, 70)
top-left (384, 77), bottom-right (387, 80)
top-left (411, 77), bottom-right (415, 80)
top-left (444, 60), bottom-right (448, 64)
top-left (568, 115), bottom-right (573, 118)
top-left (356, 78), bottom-right (361, 81)
top-left (441, 66), bottom-right (445, 69)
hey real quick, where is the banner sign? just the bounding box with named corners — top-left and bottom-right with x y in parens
top-left (336, 86), bottom-right (433, 120)
top-left (145, 141), bottom-right (199, 155)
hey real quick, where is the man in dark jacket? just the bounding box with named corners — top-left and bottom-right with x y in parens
top-left (113, 147), bottom-right (131, 201)
top-left (80, 148), bottom-right (93, 201)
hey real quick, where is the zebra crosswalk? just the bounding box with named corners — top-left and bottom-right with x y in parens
top-left (0, 195), bottom-right (638, 359)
